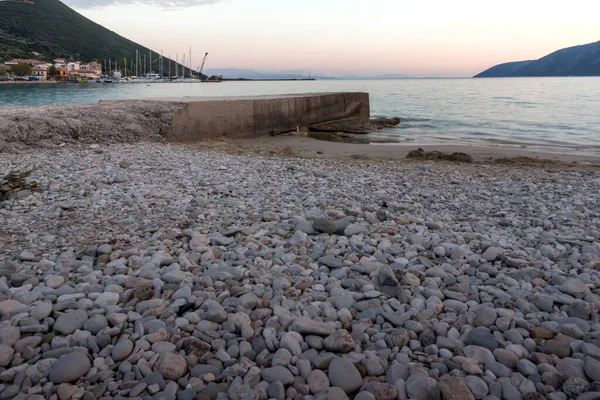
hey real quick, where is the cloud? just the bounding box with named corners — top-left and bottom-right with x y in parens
top-left (62, 0), bottom-right (223, 9)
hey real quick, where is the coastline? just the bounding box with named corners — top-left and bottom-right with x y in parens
top-left (0, 80), bottom-right (57, 85)
top-left (184, 134), bottom-right (600, 169)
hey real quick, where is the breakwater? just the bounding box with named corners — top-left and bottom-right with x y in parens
top-left (0, 92), bottom-right (369, 151)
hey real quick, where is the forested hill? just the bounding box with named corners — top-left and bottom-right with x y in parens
top-left (475, 40), bottom-right (600, 77)
top-left (0, 0), bottom-right (200, 76)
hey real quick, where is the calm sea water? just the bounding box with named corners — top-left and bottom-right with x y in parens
top-left (1, 78), bottom-right (599, 153)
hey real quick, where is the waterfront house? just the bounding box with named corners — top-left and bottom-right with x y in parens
top-left (53, 58), bottom-right (67, 68)
top-left (67, 61), bottom-right (81, 71)
top-left (32, 67), bottom-right (48, 80)
top-left (80, 61), bottom-right (102, 75)
top-left (6, 59), bottom-right (51, 69)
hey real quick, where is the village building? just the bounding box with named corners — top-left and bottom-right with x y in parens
top-left (5, 59), bottom-right (51, 70)
top-left (32, 67), bottom-right (48, 80)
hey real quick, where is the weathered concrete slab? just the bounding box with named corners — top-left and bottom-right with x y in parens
top-left (157, 92), bottom-right (370, 141)
top-left (0, 92), bottom-right (369, 151)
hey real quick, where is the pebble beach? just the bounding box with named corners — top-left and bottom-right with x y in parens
top-left (2, 142), bottom-right (600, 400)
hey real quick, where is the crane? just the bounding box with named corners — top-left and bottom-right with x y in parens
top-left (197, 52), bottom-right (209, 79)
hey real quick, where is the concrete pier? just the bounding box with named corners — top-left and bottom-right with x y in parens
top-left (0, 92), bottom-right (370, 150)
top-left (164, 92), bottom-right (370, 141)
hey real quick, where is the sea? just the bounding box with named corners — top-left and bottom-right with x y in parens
top-left (1, 77), bottom-right (599, 154)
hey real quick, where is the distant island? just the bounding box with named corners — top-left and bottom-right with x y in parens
top-left (475, 40), bottom-right (600, 77)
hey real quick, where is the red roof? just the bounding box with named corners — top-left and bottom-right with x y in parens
top-left (8, 59), bottom-right (48, 65)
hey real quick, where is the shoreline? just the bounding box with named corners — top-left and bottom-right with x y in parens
top-left (0, 80), bottom-right (57, 85)
top-left (184, 135), bottom-right (600, 169)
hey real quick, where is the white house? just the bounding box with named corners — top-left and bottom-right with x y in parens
top-left (67, 61), bottom-right (81, 71)
top-left (32, 67), bottom-right (48, 80)
top-left (53, 58), bottom-right (67, 69)
top-left (6, 59), bottom-right (51, 69)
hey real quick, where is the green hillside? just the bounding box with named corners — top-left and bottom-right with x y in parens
top-left (0, 0), bottom-right (202, 77)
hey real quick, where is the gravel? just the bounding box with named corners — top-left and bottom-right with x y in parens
top-left (1, 142), bottom-right (600, 400)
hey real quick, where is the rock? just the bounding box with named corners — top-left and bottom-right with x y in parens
top-left (30, 302), bottom-right (52, 320)
top-left (280, 332), bottom-right (303, 356)
top-left (49, 352), bottom-right (91, 383)
top-left (323, 329), bottom-right (355, 353)
top-left (155, 352), bottom-right (187, 380)
top-left (344, 224), bottom-right (365, 236)
top-left (314, 217), bottom-right (338, 234)
top-left (83, 315), bottom-right (108, 334)
top-left (584, 356), bottom-right (600, 381)
top-left (465, 376), bottom-right (488, 399)
top-left (318, 255), bottom-right (344, 269)
top-left (481, 246), bottom-right (504, 262)
top-left (473, 307), bottom-right (497, 327)
top-left (0, 326), bottom-right (20, 346)
top-left (437, 375), bottom-right (475, 400)
top-left (0, 300), bottom-right (23, 315)
top-left (112, 339), bottom-right (134, 361)
top-left (261, 366), bottom-right (294, 385)
top-left (181, 337), bottom-right (211, 358)
top-left (386, 363), bottom-right (409, 384)
top-left (562, 377), bottom-right (589, 397)
top-left (466, 327), bottom-right (498, 351)
top-left (328, 358), bottom-right (362, 393)
top-left (362, 382), bottom-right (398, 400)
top-left (307, 369), bottom-right (330, 394)
top-left (0, 344), bottom-right (14, 367)
top-left (309, 117), bottom-right (400, 134)
top-left (291, 317), bottom-right (334, 336)
top-left (502, 383), bottom-right (522, 400)
top-left (314, 387), bottom-right (349, 400)
top-left (54, 310), bottom-right (88, 335)
top-left (541, 335), bottom-right (574, 358)
top-left (560, 279), bottom-right (590, 296)
top-left (94, 292), bottom-right (119, 307)
top-left (406, 372), bottom-right (437, 400)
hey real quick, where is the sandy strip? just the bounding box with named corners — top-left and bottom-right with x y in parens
top-left (182, 134), bottom-right (600, 169)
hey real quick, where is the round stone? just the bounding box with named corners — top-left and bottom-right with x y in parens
top-left (307, 369), bottom-right (330, 394)
top-left (49, 352), bottom-right (91, 383)
top-left (328, 358), bottom-right (362, 394)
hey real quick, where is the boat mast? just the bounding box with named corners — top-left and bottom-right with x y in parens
top-left (149, 49), bottom-right (152, 74)
top-left (189, 46), bottom-right (191, 78)
top-left (176, 54), bottom-right (178, 78)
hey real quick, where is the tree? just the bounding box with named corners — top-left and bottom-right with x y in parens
top-left (0, 67), bottom-right (6, 76)
top-left (11, 63), bottom-right (33, 76)
top-left (48, 65), bottom-right (58, 78)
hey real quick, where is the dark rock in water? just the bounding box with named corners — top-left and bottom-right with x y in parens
top-left (309, 117), bottom-right (400, 134)
top-left (406, 148), bottom-right (473, 163)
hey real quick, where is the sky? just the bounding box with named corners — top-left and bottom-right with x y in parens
top-left (65, 0), bottom-right (600, 77)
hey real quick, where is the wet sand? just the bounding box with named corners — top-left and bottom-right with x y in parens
top-left (183, 134), bottom-right (600, 170)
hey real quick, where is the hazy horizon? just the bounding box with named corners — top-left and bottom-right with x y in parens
top-left (64, 0), bottom-right (600, 78)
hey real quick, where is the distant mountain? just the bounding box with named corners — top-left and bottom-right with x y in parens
top-left (475, 40), bottom-right (600, 77)
top-left (205, 68), bottom-right (335, 80)
top-left (0, 0), bottom-right (201, 77)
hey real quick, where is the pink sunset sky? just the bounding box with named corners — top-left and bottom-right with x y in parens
top-left (67, 0), bottom-right (600, 77)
